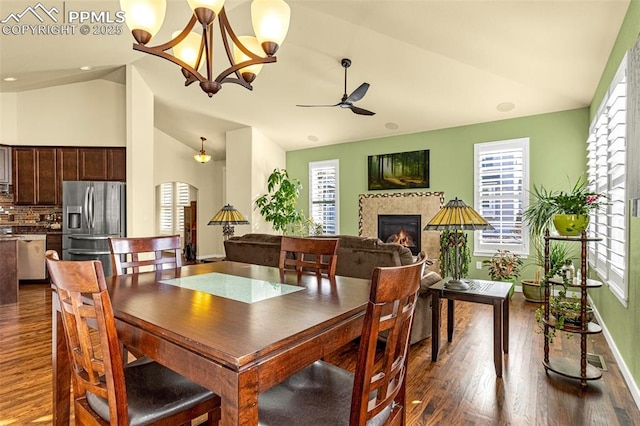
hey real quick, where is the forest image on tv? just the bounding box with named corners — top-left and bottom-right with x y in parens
top-left (368, 150), bottom-right (430, 190)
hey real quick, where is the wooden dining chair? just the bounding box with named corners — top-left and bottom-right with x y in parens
top-left (45, 250), bottom-right (221, 426)
top-left (278, 236), bottom-right (339, 278)
top-left (258, 258), bottom-right (426, 426)
top-left (109, 235), bottom-right (183, 275)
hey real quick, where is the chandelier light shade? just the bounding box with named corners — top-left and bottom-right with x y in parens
top-left (208, 204), bottom-right (250, 239)
top-left (424, 197), bottom-right (494, 290)
top-left (194, 136), bottom-right (212, 163)
top-left (120, 0), bottom-right (290, 97)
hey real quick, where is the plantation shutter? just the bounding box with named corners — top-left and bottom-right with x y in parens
top-left (587, 53), bottom-right (628, 303)
top-left (474, 138), bottom-right (530, 255)
top-left (309, 160), bottom-right (339, 235)
top-left (159, 183), bottom-right (173, 234)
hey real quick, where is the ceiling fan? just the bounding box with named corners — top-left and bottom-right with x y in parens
top-left (296, 58), bottom-right (375, 116)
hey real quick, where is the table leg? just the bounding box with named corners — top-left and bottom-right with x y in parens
top-left (503, 298), bottom-right (509, 354)
top-left (447, 299), bottom-right (454, 342)
top-left (493, 300), bottom-right (503, 377)
top-left (431, 292), bottom-right (441, 362)
top-left (52, 297), bottom-right (71, 425)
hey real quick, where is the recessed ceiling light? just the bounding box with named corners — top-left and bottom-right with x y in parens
top-left (79, 66), bottom-right (93, 71)
top-left (385, 122), bottom-right (399, 130)
top-left (497, 102), bottom-right (515, 112)
top-left (3, 77), bottom-right (17, 82)
top-left (307, 135), bottom-right (319, 142)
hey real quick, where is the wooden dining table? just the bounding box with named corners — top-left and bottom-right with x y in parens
top-left (52, 261), bottom-right (371, 425)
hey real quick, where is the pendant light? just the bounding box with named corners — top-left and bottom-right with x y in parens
top-left (194, 136), bottom-right (212, 163)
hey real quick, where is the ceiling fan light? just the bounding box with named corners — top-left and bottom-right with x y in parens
top-left (172, 31), bottom-right (203, 69)
top-left (233, 36), bottom-right (264, 81)
top-left (251, 0), bottom-right (290, 55)
top-left (120, 0), bottom-right (166, 43)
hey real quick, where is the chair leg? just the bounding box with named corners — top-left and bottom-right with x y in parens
top-left (207, 407), bottom-right (221, 425)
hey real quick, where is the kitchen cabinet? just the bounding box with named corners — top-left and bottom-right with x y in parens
top-left (12, 147), bottom-right (57, 205)
top-left (46, 233), bottom-right (62, 258)
top-left (12, 146), bottom-right (126, 206)
top-left (0, 145), bottom-right (11, 184)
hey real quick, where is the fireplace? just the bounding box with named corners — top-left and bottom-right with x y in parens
top-left (377, 214), bottom-right (421, 255)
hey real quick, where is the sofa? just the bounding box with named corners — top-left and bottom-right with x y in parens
top-left (223, 233), bottom-right (442, 344)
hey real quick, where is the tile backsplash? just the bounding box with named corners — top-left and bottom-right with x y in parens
top-left (0, 190), bottom-right (62, 227)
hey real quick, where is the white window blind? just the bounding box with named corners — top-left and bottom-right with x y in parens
top-left (474, 138), bottom-right (530, 256)
top-left (587, 53), bottom-right (628, 304)
top-left (309, 160), bottom-right (339, 235)
top-left (158, 182), bottom-right (191, 237)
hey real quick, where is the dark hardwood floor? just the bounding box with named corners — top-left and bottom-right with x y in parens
top-left (1, 284), bottom-right (639, 425)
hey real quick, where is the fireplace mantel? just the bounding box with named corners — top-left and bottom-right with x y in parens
top-left (358, 192), bottom-right (444, 259)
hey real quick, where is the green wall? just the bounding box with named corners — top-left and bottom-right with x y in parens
top-left (287, 108), bottom-right (588, 278)
top-left (588, 0), bottom-right (640, 394)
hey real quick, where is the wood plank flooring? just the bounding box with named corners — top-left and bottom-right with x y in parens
top-left (1, 284), bottom-right (639, 425)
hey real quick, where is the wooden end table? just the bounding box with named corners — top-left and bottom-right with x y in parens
top-left (430, 279), bottom-right (512, 377)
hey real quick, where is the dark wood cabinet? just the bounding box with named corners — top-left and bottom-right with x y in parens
top-left (79, 148), bottom-right (108, 181)
top-left (46, 233), bottom-right (63, 258)
top-left (13, 147), bottom-right (57, 205)
top-left (13, 146), bottom-right (126, 206)
top-left (107, 148), bottom-right (126, 181)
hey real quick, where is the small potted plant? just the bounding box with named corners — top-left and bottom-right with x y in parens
top-left (482, 250), bottom-right (522, 298)
top-left (521, 243), bottom-right (570, 302)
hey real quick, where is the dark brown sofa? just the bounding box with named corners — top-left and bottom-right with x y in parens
top-left (223, 233), bottom-right (442, 344)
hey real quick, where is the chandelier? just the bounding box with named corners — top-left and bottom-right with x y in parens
top-left (120, 0), bottom-right (291, 97)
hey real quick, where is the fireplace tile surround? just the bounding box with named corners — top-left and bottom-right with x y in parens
top-left (359, 192), bottom-right (444, 260)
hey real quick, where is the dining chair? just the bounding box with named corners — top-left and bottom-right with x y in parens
top-left (259, 258), bottom-right (426, 425)
top-left (278, 236), bottom-right (339, 278)
top-left (109, 235), bottom-right (183, 275)
top-left (45, 250), bottom-right (221, 426)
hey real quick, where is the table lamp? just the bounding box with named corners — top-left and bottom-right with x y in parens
top-left (424, 197), bottom-right (494, 290)
top-left (208, 204), bottom-right (250, 240)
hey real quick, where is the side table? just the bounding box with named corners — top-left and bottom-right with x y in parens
top-left (430, 279), bottom-right (512, 377)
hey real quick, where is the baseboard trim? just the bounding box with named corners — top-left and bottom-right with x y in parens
top-left (589, 295), bottom-right (640, 411)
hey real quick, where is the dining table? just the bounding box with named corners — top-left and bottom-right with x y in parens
top-left (52, 260), bottom-right (371, 425)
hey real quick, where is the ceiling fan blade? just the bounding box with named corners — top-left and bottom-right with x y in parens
top-left (345, 82), bottom-right (370, 103)
top-left (350, 105), bottom-right (376, 116)
top-left (296, 104), bottom-right (338, 108)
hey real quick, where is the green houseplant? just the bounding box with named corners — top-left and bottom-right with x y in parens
top-left (255, 168), bottom-right (303, 234)
top-left (482, 250), bottom-right (522, 298)
top-left (521, 243), bottom-right (570, 302)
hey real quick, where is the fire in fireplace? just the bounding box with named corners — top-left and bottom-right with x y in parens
top-left (377, 214), bottom-right (421, 255)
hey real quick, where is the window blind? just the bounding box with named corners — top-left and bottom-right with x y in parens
top-left (309, 160), bottom-right (339, 235)
top-left (474, 138), bottom-right (530, 256)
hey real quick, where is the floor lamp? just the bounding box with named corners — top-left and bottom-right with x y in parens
top-left (424, 197), bottom-right (494, 290)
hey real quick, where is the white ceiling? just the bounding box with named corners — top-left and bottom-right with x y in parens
top-left (0, 0), bottom-right (630, 159)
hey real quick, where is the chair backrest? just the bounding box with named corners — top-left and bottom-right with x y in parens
top-left (109, 235), bottom-right (183, 275)
top-left (278, 236), bottom-right (339, 278)
top-left (45, 250), bottom-right (129, 424)
top-left (350, 259), bottom-right (425, 426)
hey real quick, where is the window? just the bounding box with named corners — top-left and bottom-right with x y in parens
top-left (158, 182), bottom-right (191, 237)
top-left (474, 138), bottom-right (530, 256)
top-left (587, 53), bottom-right (628, 305)
top-left (309, 160), bottom-right (339, 235)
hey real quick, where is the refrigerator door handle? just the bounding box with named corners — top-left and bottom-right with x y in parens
top-left (89, 185), bottom-right (96, 229)
top-left (83, 186), bottom-right (91, 229)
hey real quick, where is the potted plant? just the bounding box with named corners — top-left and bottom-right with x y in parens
top-left (523, 176), bottom-right (606, 237)
top-left (255, 168), bottom-right (322, 235)
top-left (482, 250), bottom-right (522, 298)
top-left (521, 242), bottom-right (570, 302)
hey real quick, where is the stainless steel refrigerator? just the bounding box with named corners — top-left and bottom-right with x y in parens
top-left (62, 181), bottom-right (126, 276)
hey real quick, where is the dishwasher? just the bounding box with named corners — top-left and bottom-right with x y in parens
top-left (17, 234), bottom-right (47, 280)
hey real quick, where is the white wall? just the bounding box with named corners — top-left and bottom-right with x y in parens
top-left (10, 80), bottom-right (125, 146)
top-left (125, 65), bottom-right (155, 237)
top-left (154, 129), bottom-right (224, 256)
top-left (225, 127), bottom-right (285, 237)
top-left (0, 93), bottom-right (18, 144)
